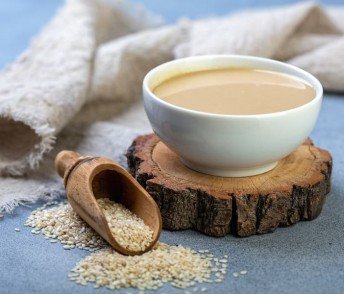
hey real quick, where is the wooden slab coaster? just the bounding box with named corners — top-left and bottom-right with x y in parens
top-left (126, 134), bottom-right (332, 237)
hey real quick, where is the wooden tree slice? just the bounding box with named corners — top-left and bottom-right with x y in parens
top-left (126, 134), bottom-right (332, 237)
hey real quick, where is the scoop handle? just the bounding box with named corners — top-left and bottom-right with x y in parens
top-left (55, 150), bottom-right (81, 178)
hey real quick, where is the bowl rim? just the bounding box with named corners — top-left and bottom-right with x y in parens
top-left (143, 54), bottom-right (323, 119)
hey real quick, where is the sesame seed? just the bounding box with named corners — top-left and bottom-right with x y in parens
top-left (25, 202), bottom-right (107, 251)
top-left (233, 272), bottom-right (239, 277)
top-left (14, 228), bottom-right (20, 232)
top-left (97, 198), bottom-right (153, 251)
top-left (240, 270), bottom-right (248, 275)
top-left (26, 201), bottom-right (228, 291)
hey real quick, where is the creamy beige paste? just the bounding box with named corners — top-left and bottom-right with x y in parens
top-left (153, 68), bottom-right (315, 115)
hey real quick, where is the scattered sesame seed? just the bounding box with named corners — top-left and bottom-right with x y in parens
top-left (26, 199), bottom-right (154, 252)
top-left (14, 228), bottom-right (20, 232)
top-left (233, 272), bottom-right (239, 277)
top-left (240, 270), bottom-right (248, 275)
top-left (70, 242), bottom-right (228, 290)
top-left (25, 202), bottom-right (107, 251)
top-left (26, 201), bottom-right (228, 291)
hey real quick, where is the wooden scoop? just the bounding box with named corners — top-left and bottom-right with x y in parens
top-left (55, 150), bottom-right (162, 256)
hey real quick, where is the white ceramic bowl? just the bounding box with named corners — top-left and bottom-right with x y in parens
top-left (143, 55), bottom-right (323, 177)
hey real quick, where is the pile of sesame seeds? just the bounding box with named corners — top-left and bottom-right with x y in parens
top-left (25, 200), bottom-right (232, 291)
top-left (97, 198), bottom-right (153, 251)
top-left (69, 243), bottom-right (228, 291)
top-left (25, 201), bottom-right (107, 250)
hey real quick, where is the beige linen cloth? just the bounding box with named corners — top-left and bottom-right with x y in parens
top-left (0, 0), bottom-right (343, 212)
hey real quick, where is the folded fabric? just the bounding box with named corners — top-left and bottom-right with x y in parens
top-left (175, 3), bottom-right (344, 92)
top-left (0, 0), bottom-right (343, 212)
top-left (0, 0), bottom-right (161, 176)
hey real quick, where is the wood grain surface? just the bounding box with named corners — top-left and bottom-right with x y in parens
top-left (127, 134), bottom-right (332, 237)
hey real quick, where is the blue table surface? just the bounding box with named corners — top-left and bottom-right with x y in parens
top-left (1, 1), bottom-right (344, 294)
